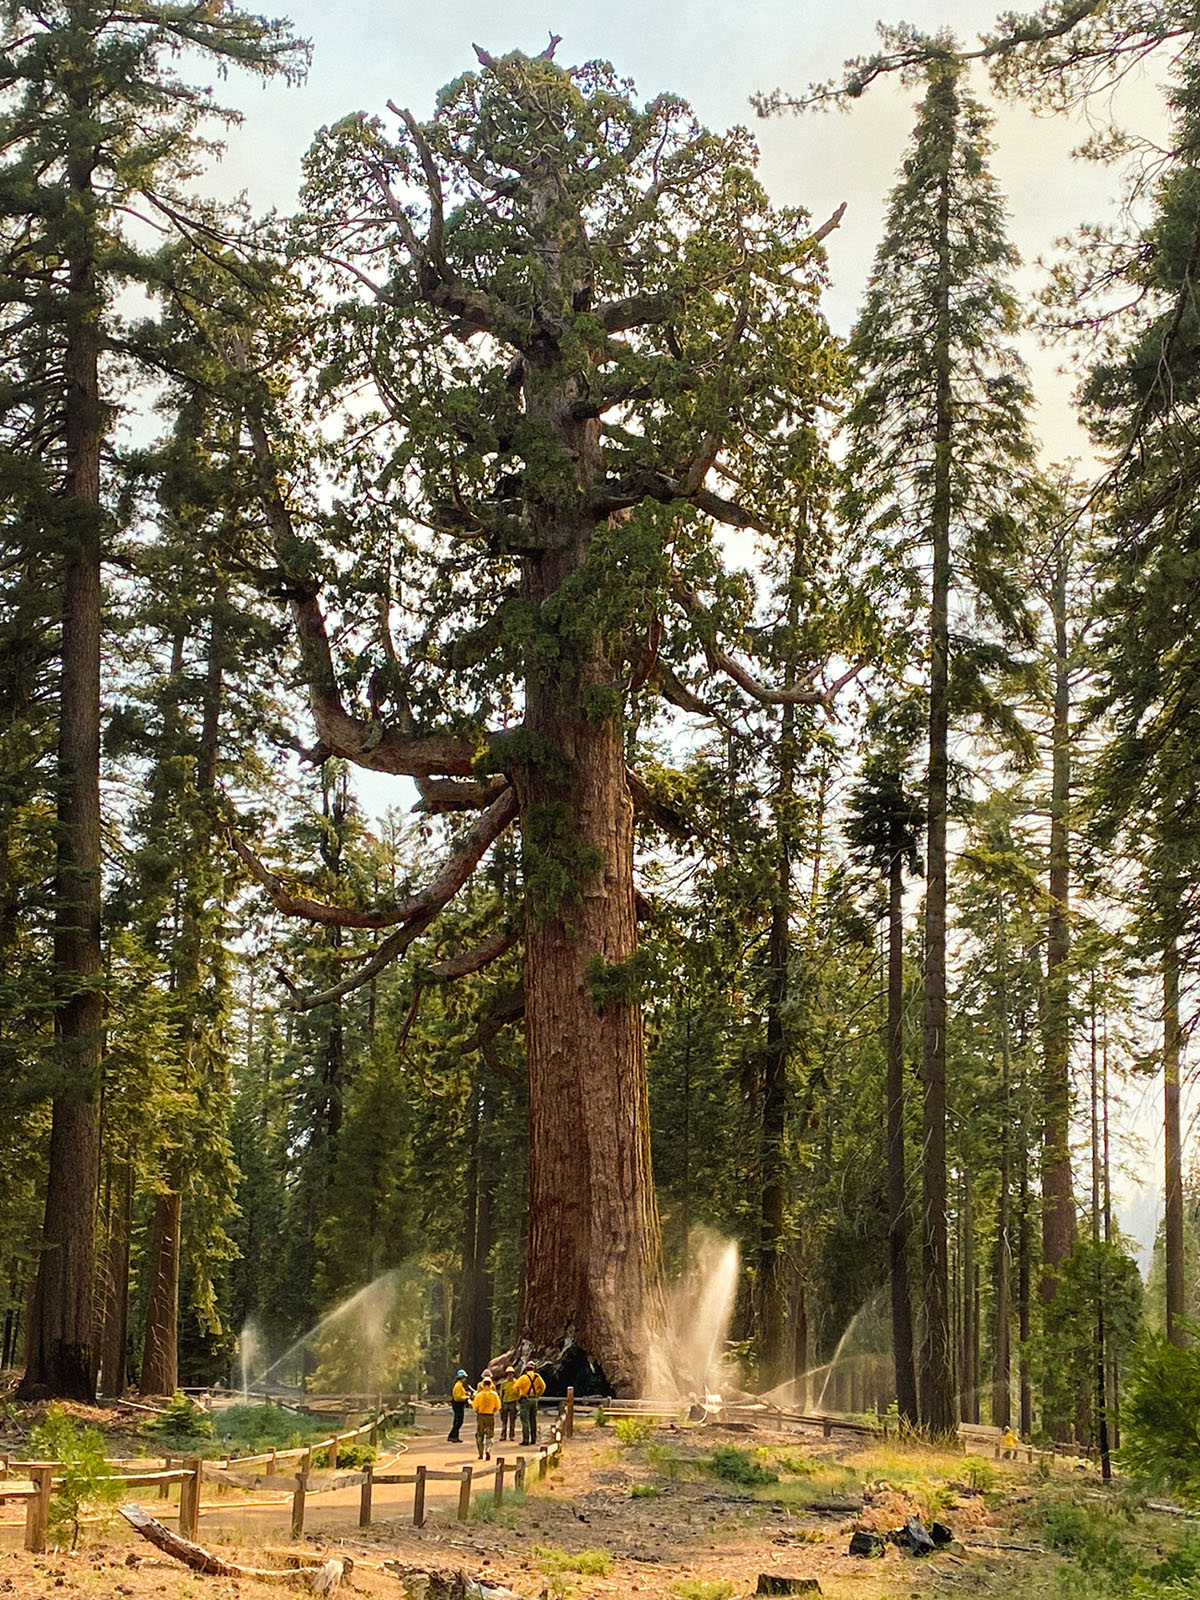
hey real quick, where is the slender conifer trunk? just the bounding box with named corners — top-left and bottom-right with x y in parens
top-left (886, 848), bottom-right (917, 1421)
top-left (21, 127), bottom-right (104, 1403)
top-left (1041, 543), bottom-right (1076, 1420)
top-left (1163, 934), bottom-right (1185, 1346)
top-left (95, 1159), bottom-right (131, 1395)
top-left (141, 596), bottom-right (225, 1394)
top-left (759, 681), bottom-right (798, 1389)
top-left (993, 913), bottom-right (1012, 1428)
top-left (919, 80), bottom-right (957, 1431)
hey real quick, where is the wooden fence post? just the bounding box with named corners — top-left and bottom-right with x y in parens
top-left (493, 1458), bottom-right (505, 1508)
top-left (457, 1465), bottom-right (473, 1522)
top-left (0, 1451), bottom-right (9, 1481)
top-left (369, 1417), bottom-right (379, 1449)
top-left (158, 1456), bottom-right (172, 1499)
top-left (514, 1456), bottom-right (526, 1493)
top-left (565, 1387), bottom-right (574, 1439)
top-left (330, 1434), bottom-right (338, 1471)
top-left (538, 1447), bottom-right (549, 1481)
top-left (359, 1464), bottom-right (374, 1529)
top-left (291, 1472), bottom-right (307, 1540)
top-left (25, 1465), bottom-right (52, 1554)
top-left (179, 1459), bottom-right (201, 1542)
top-left (268, 1447), bottom-right (277, 1476)
top-left (412, 1464), bottom-right (427, 1528)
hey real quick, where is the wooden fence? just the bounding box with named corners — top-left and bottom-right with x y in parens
top-left (0, 1397), bottom-right (573, 1554)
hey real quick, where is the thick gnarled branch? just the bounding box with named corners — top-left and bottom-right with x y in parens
top-left (424, 928), bottom-right (519, 980)
top-left (233, 785), bottom-right (518, 935)
top-left (243, 789), bottom-right (519, 1012)
top-left (228, 389), bottom-right (486, 780)
top-left (673, 583), bottom-right (864, 708)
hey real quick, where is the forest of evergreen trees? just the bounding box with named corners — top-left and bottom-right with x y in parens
top-left (2, 1), bottom-right (1200, 1450)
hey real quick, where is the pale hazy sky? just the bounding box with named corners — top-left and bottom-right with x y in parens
top-left (209, 0), bottom-right (1160, 456)
top-left (205, 0), bottom-right (1175, 1255)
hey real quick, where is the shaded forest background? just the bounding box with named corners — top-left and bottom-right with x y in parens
top-left (2, 0), bottom-right (1200, 1447)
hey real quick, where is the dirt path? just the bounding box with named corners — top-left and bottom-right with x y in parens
top-left (0, 1414), bottom-right (1170, 1600)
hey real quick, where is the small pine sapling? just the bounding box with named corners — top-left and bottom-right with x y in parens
top-left (28, 1408), bottom-right (121, 1549)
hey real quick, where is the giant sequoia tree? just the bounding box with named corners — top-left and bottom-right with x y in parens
top-left (233, 42), bottom-right (848, 1391)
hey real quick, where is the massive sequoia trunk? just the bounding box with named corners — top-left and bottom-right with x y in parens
top-left (515, 596), bottom-right (665, 1393)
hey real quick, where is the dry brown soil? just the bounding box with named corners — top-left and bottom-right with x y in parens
top-left (0, 1410), bottom-right (1068, 1600)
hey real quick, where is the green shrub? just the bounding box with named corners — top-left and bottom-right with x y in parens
top-left (146, 1392), bottom-right (215, 1443)
top-left (1041, 1501), bottom-right (1139, 1583)
top-left (594, 1405), bottom-right (609, 1427)
top-left (28, 1407), bottom-right (121, 1550)
top-left (709, 1446), bottom-right (778, 1487)
top-left (775, 1452), bottom-right (816, 1477)
top-left (614, 1417), bottom-right (654, 1445)
top-left (311, 1440), bottom-right (376, 1470)
top-left (1120, 1334), bottom-right (1200, 1502)
top-left (631, 1482), bottom-right (660, 1498)
top-left (1150, 1535), bottom-right (1200, 1586)
top-left (962, 1455), bottom-right (996, 1494)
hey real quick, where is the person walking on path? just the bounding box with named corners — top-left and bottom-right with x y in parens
top-left (472, 1372), bottom-right (501, 1460)
top-left (499, 1366), bottom-right (520, 1442)
top-left (448, 1369), bottom-right (472, 1442)
top-left (516, 1361), bottom-right (546, 1445)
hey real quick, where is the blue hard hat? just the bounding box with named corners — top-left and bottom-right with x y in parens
top-left (456, 1369), bottom-right (467, 1377)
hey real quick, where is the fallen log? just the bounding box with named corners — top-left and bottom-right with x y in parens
top-left (120, 1504), bottom-right (348, 1592)
top-left (380, 1560), bottom-right (523, 1598)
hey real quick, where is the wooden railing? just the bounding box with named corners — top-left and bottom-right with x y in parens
top-left (0, 1396), bottom-right (574, 1553)
top-left (0, 1407), bottom-right (394, 1553)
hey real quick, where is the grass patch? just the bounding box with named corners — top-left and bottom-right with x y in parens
top-left (764, 1462), bottom-right (862, 1508)
top-left (534, 1544), bottom-right (614, 1576)
top-left (631, 1482), bottom-right (660, 1498)
top-left (147, 1403), bottom-right (339, 1458)
top-left (469, 1494), bottom-right (522, 1528)
top-left (671, 1582), bottom-right (735, 1600)
top-left (709, 1446), bottom-right (778, 1488)
top-left (646, 1441), bottom-right (685, 1479)
top-left (774, 1450), bottom-right (817, 1476)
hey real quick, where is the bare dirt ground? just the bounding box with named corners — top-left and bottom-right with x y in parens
top-left (0, 1406), bottom-right (1102, 1599)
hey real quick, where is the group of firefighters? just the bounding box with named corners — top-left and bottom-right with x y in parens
top-left (448, 1362), bottom-right (548, 1459)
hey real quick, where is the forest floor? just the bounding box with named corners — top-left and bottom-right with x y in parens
top-left (3, 1405), bottom-right (1199, 1599)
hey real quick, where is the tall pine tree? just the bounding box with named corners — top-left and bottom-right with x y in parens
top-left (1, 0), bottom-right (306, 1399)
top-left (842, 46), bottom-right (1040, 1428)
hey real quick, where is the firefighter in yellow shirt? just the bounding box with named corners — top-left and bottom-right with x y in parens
top-left (498, 1366), bottom-right (520, 1442)
top-left (471, 1373), bottom-right (501, 1459)
top-left (448, 1369), bottom-right (471, 1443)
top-left (516, 1361), bottom-right (546, 1445)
